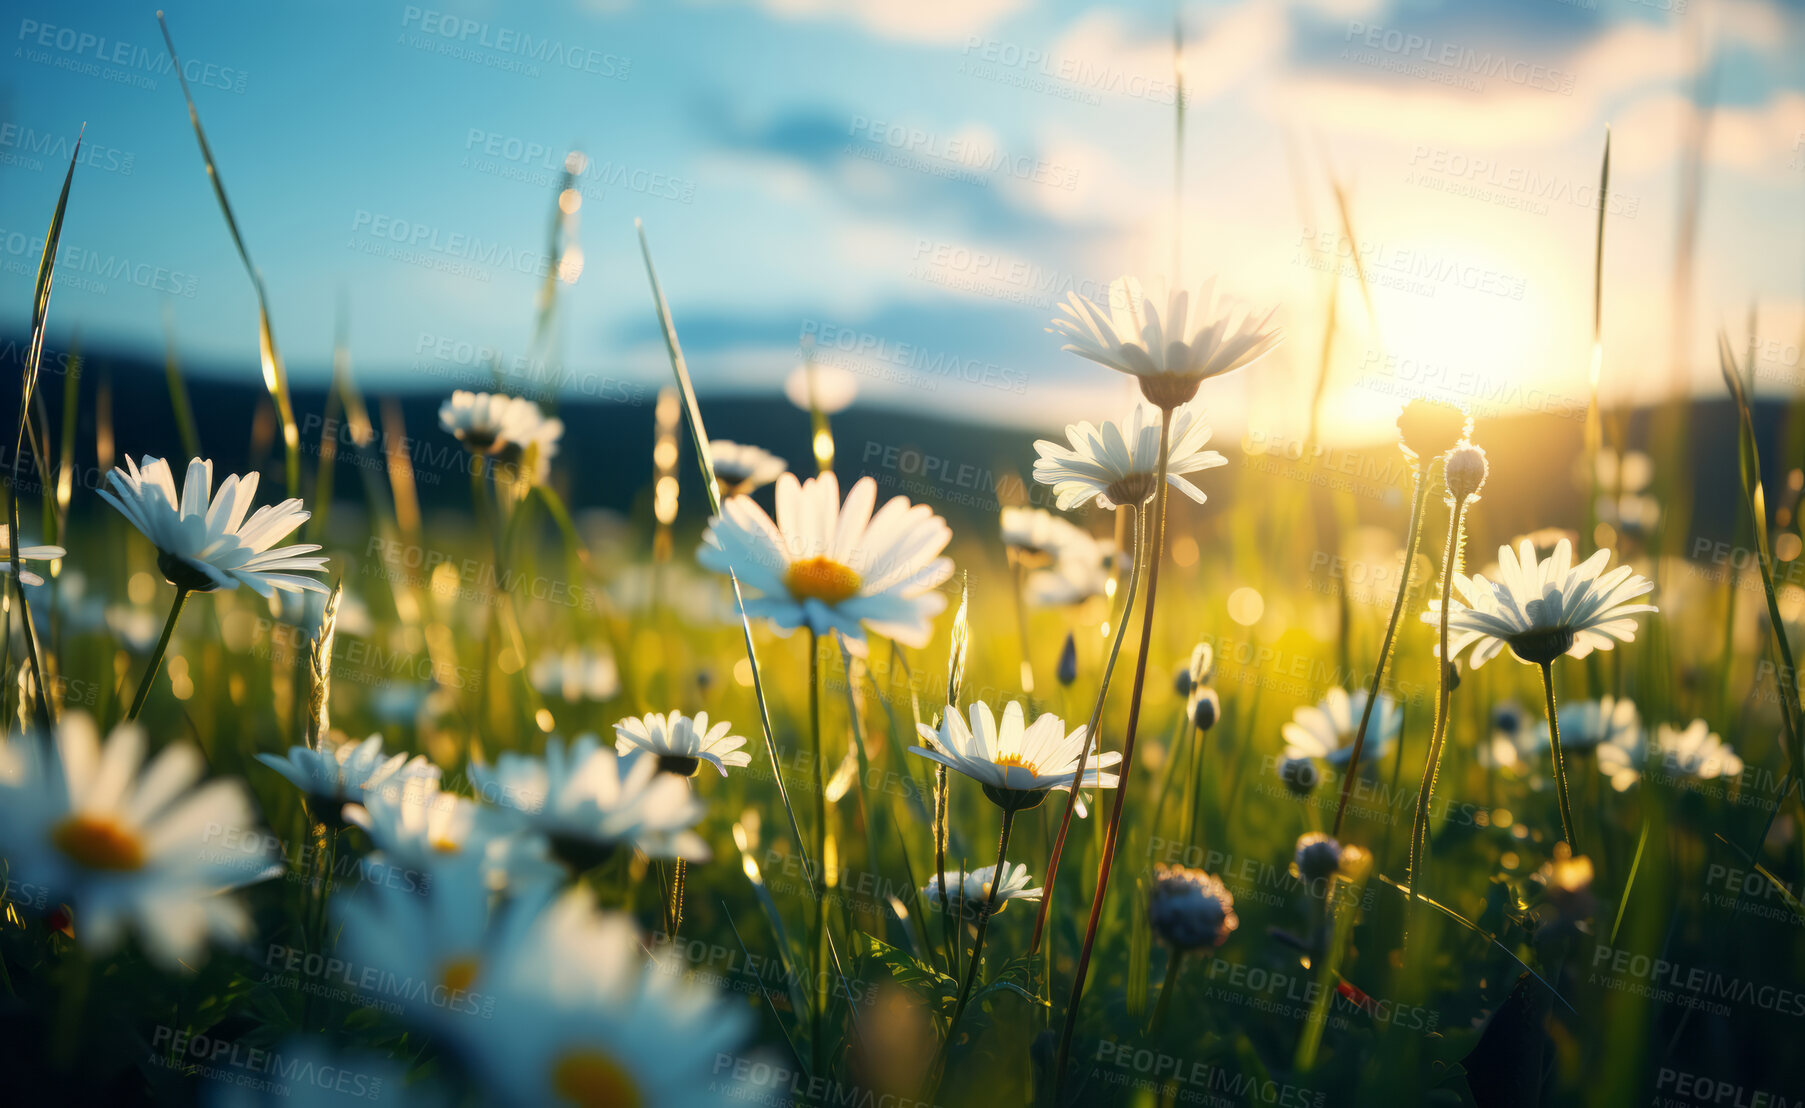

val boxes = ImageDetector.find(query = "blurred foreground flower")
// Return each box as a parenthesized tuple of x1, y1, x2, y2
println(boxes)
(463, 889, 751, 1108)
(0, 524, 64, 586)
(1031, 398, 1225, 511)
(1536, 696, 1641, 755)
(344, 779, 563, 894)
(101, 455, 328, 596)
(999, 505, 1089, 568)
(0, 713, 280, 968)
(1282, 688, 1401, 773)
(1653, 719, 1744, 782)
(256, 732, 440, 827)
(698, 471, 952, 651)
(613, 709, 751, 778)
(708, 439, 786, 498)
(470, 737, 709, 866)
(530, 647, 621, 703)
(1052, 276, 1281, 408)
(438, 390, 563, 457)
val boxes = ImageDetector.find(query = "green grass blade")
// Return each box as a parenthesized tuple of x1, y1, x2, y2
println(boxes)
(1720, 333, 1803, 770)
(636, 220, 814, 884)
(157, 12, 301, 495)
(5, 125, 81, 730)
(161, 315, 202, 461)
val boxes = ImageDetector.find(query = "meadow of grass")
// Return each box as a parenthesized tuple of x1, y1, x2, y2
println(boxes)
(2, 28, 1804, 1108)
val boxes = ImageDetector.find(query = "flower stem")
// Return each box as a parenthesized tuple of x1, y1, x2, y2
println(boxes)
(669, 857, 688, 941)
(947, 806, 1016, 1033)
(933, 761, 954, 972)
(1333, 460, 1431, 838)
(126, 586, 190, 723)
(1407, 495, 1467, 902)
(1541, 660, 1578, 851)
(1148, 949, 1185, 1037)
(808, 627, 828, 1075)
(1054, 409, 1172, 1097)
(1031, 506, 1147, 957)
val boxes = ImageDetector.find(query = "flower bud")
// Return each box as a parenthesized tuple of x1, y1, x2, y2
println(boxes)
(1057, 631, 1078, 687)
(1149, 864, 1239, 950)
(1396, 400, 1470, 463)
(1294, 832, 1344, 884)
(1280, 756, 1319, 796)
(1444, 442, 1489, 504)
(1189, 687, 1220, 731)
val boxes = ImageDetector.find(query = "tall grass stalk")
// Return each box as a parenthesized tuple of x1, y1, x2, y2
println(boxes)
(1407, 485, 1471, 906)
(1333, 458, 1430, 838)
(1031, 506, 1145, 957)
(158, 13, 301, 496)
(636, 222, 867, 1072)
(5, 129, 80, 733)
(1054, 409, 1173, 1094)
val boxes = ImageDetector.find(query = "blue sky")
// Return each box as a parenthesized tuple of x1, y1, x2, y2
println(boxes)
(3, 0, 1803, 439)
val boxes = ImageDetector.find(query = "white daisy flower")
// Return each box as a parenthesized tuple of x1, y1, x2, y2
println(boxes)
(922, 862, 1042, 919)
(530, 647, 621, 703)
(469, 737, 709, 867)
(438, 390, 563, 457)
(1281, 688, 1402, 769)
(1537, 697, 1641, 754)
(1478, 702, 1534, 771)
(1597, 726, 1647, 793)
(458, 888, 750, 1108)
(98, 456, 329, 596)
(1651, 720, 1744, 782)
(708, 440, 787, 498)
(0, 714, 281, 968)
(334, 857, 545, 1038)
(1425, 539, 1657, 668)
(613, 710, 751, 778)
(784, 363, 858, 414)
(1032, 399, 1227, 512)
(1052, 276, 1282, 408)
(0, 525, 65, 586)
(256, 733, 440, 825)
(911, 701, 1118, 811)
(343, 778, 562, 896)
(999, 506, 1089, 568)
(1026, 530, 1116, 608)
(697, 471, 953, 651)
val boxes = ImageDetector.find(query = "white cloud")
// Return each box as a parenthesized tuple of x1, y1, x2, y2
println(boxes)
(756, 0, 1027, 46)
(1611, 90, 1805, 179)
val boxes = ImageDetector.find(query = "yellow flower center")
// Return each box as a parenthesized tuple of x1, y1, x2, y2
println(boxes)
(551, 1048, 642, 1108)
(51, 815, 146, 871)
(429, 837, 462, 854)
(994, 753, 1042, 777)
(784, 556, 862, 606)
(440, 956, 480, 995)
